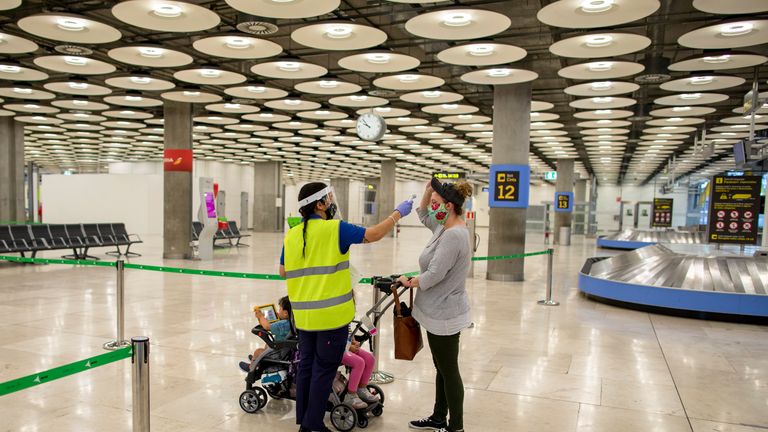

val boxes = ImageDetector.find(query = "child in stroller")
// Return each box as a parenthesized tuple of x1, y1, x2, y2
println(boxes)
(238, 296, 293, 373)
(238, 317, 385, 431)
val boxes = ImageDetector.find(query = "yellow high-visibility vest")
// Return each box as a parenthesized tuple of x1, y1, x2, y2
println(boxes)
(283, 218, 354, 331)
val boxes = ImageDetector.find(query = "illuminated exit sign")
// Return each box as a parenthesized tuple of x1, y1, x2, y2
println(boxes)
(544, 171, 557, 181)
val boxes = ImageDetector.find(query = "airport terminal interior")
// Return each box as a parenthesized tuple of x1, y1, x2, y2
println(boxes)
(0, 0, 768, 431)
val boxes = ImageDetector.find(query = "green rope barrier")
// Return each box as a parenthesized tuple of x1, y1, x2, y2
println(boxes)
(0, 346, 132, 397)
(122, 263, 285, 280)
(0, 255, 116, 267)
(0, 250, 552, 281)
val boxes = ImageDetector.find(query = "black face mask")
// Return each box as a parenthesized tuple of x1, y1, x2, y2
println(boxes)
(325, 202, 337, 220)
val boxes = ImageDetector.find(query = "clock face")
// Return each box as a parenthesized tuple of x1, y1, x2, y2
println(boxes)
(356, 113, 386, 141)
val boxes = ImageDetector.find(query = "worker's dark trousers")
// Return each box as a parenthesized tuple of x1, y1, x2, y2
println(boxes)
(295, 326, 347, 430)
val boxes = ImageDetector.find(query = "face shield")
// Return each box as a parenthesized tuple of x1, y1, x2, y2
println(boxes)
(296, 185, 344, 221)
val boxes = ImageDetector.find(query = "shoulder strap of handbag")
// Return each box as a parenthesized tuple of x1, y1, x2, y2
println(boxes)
(392, 283, 402, 317)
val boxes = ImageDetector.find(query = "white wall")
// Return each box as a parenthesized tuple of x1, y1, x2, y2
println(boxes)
(191, 161, 254, 229)
(594, 184, 688, 231)
(41, 174, 163, 235)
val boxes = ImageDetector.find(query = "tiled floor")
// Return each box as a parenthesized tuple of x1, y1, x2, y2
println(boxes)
(0, 228, 767, 432)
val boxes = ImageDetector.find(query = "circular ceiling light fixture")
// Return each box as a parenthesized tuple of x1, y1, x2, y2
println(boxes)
(423, 91, 442, 98)
(443, 13, 472, 27)
(702, 54, 731, 64)
(486, 68, 511, 77)
(591, 81, 613, 90)
(325, 24, 353, 39)
(277, 61, 301, 72)
(679, 93, 702, 100)
(199, 69, 221, 78)
(183, 90, 200, 97)
(284, 99, 301, 106)
(225, 37, 252, 49)
(349, 95, 368, 101)
(399, 74, 419, 83)
(468, 44, 494, 56)
(129, 76, 152, 84)
(56, 17, 86, 31)
(592, 97, 613, 103)
(0, 64, 20, 73)
(318, 80, 339, 88)
(585, 35, 613, 47)
(68, 81, 89, 90)
(138, 47, 163, 58)
(720, 22, 753, 37)
(588, 61, 613, 71)
(580, 0, 614, 13)
(64, 56, 87, 66)
(366, 53, 390, 64)
(689, 76, 713, 85)
(247, 86, 266, 93)
(672, 106, 692, 112)
(153, 3, 183, 18)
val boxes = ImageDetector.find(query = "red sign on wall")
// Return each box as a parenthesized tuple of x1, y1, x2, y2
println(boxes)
(163, 149, 193, 172)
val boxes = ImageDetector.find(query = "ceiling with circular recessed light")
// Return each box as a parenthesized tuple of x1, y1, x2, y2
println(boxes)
(0, 0, 765, 185)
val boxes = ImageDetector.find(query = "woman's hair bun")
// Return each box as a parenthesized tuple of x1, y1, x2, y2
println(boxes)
(453, 180, 473, 199)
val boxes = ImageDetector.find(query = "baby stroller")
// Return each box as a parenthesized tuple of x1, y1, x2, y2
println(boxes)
(238, 275, 407, 431)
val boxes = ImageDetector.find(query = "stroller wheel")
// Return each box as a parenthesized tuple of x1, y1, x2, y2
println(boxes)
(330, 403, 358, 432)
(357, 416, 369, 428)
(371, 405, 383, 417)
(264, 384, 282, 400)
(366, 384, 385, 405)
(239, 387, 268, 413)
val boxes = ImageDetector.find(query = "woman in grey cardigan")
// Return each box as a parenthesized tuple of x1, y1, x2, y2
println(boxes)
(398, 177, 472, 432)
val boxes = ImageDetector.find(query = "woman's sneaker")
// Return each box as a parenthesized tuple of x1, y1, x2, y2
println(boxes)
(344, 393, 368, 409)
(408, 416, 447, 430)
(357, 387, 380, 404)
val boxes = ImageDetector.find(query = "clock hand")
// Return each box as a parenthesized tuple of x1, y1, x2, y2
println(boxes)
(362, 119, 371, 127)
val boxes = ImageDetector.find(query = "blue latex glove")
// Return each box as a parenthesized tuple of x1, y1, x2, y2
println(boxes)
(395, 199, 413, 217)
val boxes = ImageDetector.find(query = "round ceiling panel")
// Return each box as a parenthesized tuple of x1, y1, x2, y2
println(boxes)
(654, 92, 729, 106)
(173, 68, 247, 86)
(564, 81, 640, 96)
(338, 52, 420, 73)
(0, 64, 48, 81)
(405, 9, 511, 40)
(51, 99, 110, 111)
(0, 87, 55, 100)
(532, 101, 555, 111)
(264, 99, 322, 111)
(461, 68, 538, 85)
(400, 90, 464, 104)
(108, 46, 194, 68)
(692, 0, 768, 14)
(251, 60, 327, 80)
(33, 55, 116, 75)
(0, 32, 38, 54)
(573, 109, 633, 120)
(225, 85, 288, 100)
(111, 0, 221, 33)
(225, 0, 340, 19)
(298, 110, 349, 120)
(103, 95, 163, 107)
(193, 35, 282, 59)
(3, 103, 59, 114)
(291, 22, 387, 51)
(0, 0, 20, 10)
(436, 42, 526, 66)
(105, 76, 176, 91)
(161, 90, 222, 103)
(422, 104, 478, 115)
(558, 60, 644, 80)
(356, 107, 411, 118)
(669, 52, 767, 71)
(537, 0, 660, 29)
(373, 73, 444, 91)
(439, 114, 491, 124)
(549, 32, 651, 58)
(205, 103, 259, 114)
(660, 75, 745, 92)
(17, 13, 122, 44)
(43, 81, 112, 96)
(328, 94, 389, 107)
(569, 96, 636, 109)
(294, 79, 362, 95)
(678, 20, 768, 49)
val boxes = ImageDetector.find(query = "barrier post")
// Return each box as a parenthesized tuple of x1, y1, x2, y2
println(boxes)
(368, 287, 395, 385)
(131, 336, 150, 432)
(537, 249, 559, 306)
(104, 260, 130, 350)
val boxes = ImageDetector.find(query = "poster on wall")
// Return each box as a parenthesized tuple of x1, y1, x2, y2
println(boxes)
(163, 149, 193, 172)
(554, 192, 573, 213)
(651, 198, 673, 228)
(707, 175, 762, 244)
(488, 165, 529, 208)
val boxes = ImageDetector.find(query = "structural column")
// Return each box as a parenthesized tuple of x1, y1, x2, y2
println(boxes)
(554, 159, 575, 244)
(330, 178, 350, 219)
(487, 83, 531, 282)
(574, 179, 587, 202)
(163, 101, 193, 259)
(0, 117, 25, 222)
(376, 160, 396, 224)
(252, 161, 282, 232)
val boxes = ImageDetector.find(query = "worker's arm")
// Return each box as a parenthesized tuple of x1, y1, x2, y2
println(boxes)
(364, 210, 401, 243)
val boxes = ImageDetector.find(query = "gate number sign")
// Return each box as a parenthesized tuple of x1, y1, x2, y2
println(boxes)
(554, 192, 573, 213)
(489, 165, 530, 208)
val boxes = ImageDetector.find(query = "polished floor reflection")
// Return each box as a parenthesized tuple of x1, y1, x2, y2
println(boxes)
(1, 228, 767, 432)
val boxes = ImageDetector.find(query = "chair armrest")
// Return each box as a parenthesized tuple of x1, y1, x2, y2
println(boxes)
(128, 234, 142, 242)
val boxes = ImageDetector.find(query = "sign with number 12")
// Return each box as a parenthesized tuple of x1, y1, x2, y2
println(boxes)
(489, 165, 530, 208)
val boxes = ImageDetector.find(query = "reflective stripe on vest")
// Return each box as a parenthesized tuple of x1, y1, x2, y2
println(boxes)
(291, 291, 354, 310)
(284, 261, 350, 280)
(283, 219, 355, 331)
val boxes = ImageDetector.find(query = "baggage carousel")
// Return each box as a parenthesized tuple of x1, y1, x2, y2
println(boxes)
(596, 229, 707, 249)
(579, 244, 768, 319)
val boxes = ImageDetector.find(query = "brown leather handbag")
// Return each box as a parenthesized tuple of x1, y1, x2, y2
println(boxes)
(392, 286, 423, 360)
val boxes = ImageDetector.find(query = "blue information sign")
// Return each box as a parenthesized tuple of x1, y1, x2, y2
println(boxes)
(554, 191, 574, 213)
(489, 165, 530, 208)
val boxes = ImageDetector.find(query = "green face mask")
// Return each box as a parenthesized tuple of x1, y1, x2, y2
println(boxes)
(428, 202, 449, 225)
